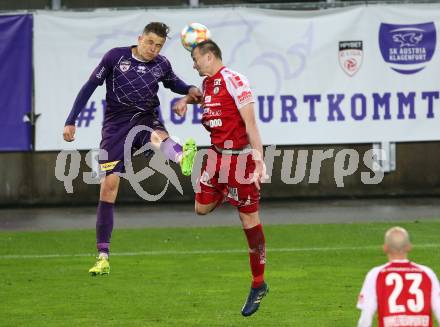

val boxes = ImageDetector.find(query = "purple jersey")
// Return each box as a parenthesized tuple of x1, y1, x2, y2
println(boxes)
(90, 46, 191, 124)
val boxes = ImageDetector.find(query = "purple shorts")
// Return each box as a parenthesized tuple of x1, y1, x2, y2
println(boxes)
(98, 111, 166, 175)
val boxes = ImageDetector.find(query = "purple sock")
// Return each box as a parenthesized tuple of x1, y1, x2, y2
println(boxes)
(160, 138, 183, 163)
(96, 201, 114, 255)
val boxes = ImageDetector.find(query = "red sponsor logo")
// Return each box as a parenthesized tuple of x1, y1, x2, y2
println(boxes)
(234, 75, 244, 87)
(228, 75, 244, 89)
(237, 90, 252, 104)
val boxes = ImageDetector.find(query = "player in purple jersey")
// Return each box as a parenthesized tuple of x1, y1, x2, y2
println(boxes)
(62, 22, 201, 276)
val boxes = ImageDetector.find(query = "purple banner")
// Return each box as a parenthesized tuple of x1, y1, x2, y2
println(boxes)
(0, 15, 32, 151)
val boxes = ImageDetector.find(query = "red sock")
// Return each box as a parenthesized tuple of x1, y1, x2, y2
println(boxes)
(243, 224, 266, 288)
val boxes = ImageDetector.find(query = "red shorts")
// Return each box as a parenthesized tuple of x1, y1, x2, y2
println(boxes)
(195, 147, 260, 213)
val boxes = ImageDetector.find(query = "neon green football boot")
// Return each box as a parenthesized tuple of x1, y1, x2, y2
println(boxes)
(88, 256, 110, 276)
(180, 138, 197, 176)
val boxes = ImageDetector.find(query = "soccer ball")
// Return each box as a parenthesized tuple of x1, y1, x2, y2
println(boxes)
(180, 23, 211, 52)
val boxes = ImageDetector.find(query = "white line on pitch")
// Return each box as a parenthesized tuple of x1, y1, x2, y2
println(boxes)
(0, 243, 438, 260)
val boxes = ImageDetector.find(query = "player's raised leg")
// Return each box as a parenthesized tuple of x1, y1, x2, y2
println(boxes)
(89, 174, 120, 276)
(194, 199, 221, 215)
(239, 210, 268, 317)
(181, 138, 197, 176)
(151, 130, 197, 176)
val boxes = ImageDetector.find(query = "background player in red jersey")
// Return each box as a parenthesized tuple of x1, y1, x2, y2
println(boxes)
(173, 40, 268, 317)
(357, 227, 440, 327)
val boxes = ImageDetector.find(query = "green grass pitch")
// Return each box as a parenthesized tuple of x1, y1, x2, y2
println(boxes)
(1, 221, 439, 326)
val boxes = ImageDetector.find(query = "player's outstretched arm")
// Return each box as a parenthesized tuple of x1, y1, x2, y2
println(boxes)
(356, 268, 379, 327)
(63, 80, 99, 142)
(239, 103, 267, 190)
(357, 309, 374, 327)
(172, 91, 202, 117)
(63, 125, 76, 142)
(430, 269, 440, 323)
(187, 86, 202, 102)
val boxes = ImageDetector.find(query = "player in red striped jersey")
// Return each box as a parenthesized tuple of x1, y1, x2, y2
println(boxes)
(173, 40, 268, 317)
(357, 227, 440, 327)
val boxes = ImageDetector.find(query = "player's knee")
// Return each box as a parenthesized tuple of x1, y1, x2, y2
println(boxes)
(151, 130, 169, 147)
(100, 189, 117, 202)
(239, 210, 260, 229)
(102, 182, 117, 193)
(195, 206, 209, 215)
(195, 209, 208, 216)
(194, 202, 212, 215)
(100, 178, 119, 202)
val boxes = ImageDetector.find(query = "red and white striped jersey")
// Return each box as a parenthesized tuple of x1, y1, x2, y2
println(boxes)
(201, 66, 254, 149)
(357, 260, 440, 327)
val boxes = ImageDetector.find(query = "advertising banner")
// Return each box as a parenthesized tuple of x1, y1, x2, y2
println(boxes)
(0, 14, 32, 151)
(34, 5, 440, 150)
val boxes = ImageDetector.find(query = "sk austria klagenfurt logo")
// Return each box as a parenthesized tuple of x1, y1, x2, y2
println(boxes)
(379, 22, 436, 74)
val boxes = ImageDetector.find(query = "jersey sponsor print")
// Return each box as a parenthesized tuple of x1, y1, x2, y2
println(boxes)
(201, 67, 254, 149)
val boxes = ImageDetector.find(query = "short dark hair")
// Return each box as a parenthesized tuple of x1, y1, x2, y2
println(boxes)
(192, 40, 222, 60)
(143, 22, 170, 39)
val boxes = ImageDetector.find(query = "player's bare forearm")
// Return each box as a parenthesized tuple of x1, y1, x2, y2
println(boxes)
(183, 94, 200, 104)
(247, 126, 264, 163)
(172, 94, 200, 117)
(239, 103, 264, 160)
(187, 86, 203, 103)
(247, 125, 263, 160)
(239, 103, 266, 189)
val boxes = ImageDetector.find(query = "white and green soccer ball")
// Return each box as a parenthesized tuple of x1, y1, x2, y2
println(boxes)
(180, 22, 211, 52)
